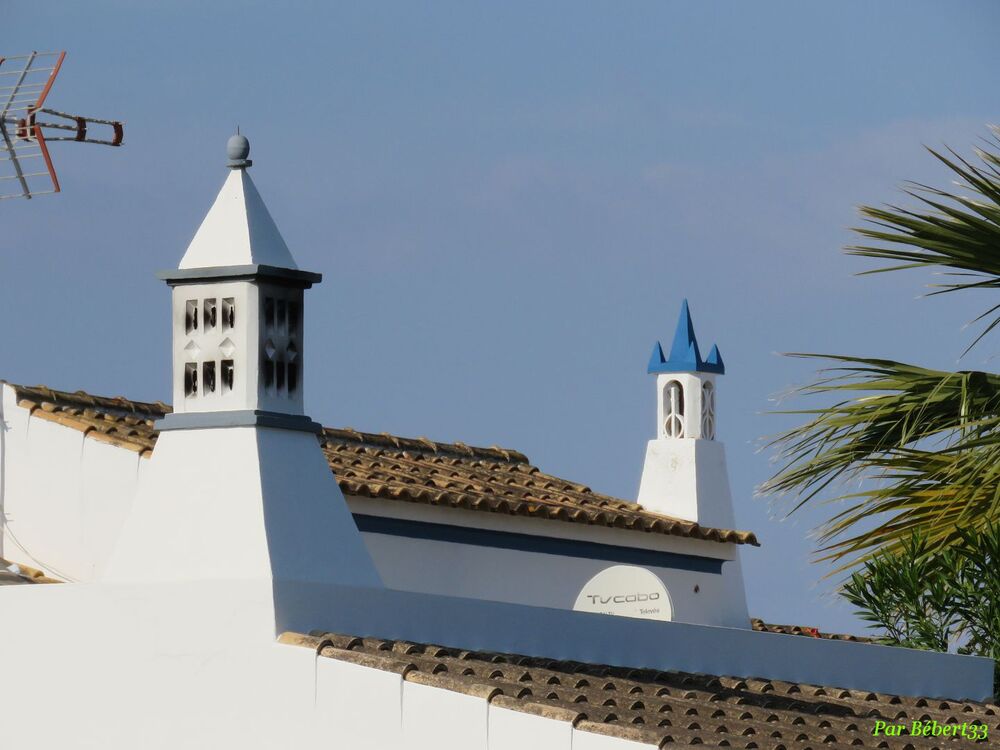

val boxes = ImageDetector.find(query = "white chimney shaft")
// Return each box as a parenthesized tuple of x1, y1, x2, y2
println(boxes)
(636, 300, 735, 528)
(104, 135, 383, 626)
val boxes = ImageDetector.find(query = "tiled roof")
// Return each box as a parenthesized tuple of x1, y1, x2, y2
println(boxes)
(4, 383, 758, 546)
(751, 619, 874, 644)
(319, 427, 757, 545)
(6, 385, 166, 456)
(283, 631, 998, 749)
(0, 559, 60, 586)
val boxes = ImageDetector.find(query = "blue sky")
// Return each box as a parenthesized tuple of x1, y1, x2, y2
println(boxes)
(4, 1, 999, 633)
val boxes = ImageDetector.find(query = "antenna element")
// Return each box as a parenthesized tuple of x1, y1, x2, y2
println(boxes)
(1, 51, 125, 200)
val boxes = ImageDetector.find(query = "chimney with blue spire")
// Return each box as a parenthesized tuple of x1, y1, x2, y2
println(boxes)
(637, 300, 736, 528)
(635, 299, 749, 629)
(647, 299, 725, 377)
(644, 300, 723, 443)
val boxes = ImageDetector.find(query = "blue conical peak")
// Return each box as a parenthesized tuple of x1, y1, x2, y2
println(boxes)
(705, 344, 725, 373)
(647, 299, 725, 375)
(668, 299, 702, 367)
(647, 341, 667, 373)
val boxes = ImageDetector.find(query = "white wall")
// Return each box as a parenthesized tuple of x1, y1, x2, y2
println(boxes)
(103, 425, 381, 589)
(488, 706, 575, 750)
(0, 384, 143, 581)
(0, 582, 659, 750)
(348, 497, 749, 628)
(314, 656, 405, 749)
(637, 438, 737, 530)
(359, 524, 749, 628)
(313, 656, 654, 750)
(1, 577, 993, 750)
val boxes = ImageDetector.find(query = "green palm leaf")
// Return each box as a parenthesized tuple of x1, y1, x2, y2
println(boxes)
(763, 357, 1000, 569)
(763, 128, 1000, 570)
(849, 127, 1000, 354)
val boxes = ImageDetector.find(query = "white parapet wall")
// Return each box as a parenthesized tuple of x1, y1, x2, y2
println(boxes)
(0, 579, 992, 749)
(275, 581, 996, 701)
(0, 384, 144, 581)
(0, 581, 657, 750)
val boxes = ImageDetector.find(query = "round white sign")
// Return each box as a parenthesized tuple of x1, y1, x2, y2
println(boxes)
(573, 565, 672, 622)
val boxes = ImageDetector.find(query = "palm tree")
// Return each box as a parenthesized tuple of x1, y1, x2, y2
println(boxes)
(761, 127, 1000, 572)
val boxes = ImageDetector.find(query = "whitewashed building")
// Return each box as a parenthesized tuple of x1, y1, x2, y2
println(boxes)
(0, 135, 994, 749)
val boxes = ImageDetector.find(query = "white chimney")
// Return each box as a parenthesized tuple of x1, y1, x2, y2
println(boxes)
(104, 135, 382, 610)
(636, 300, 736, 530)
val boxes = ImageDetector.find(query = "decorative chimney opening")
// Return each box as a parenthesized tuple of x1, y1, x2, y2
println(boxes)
(257, 291, 303, 400)
(204, 298, 218, 330)
(263, 346, 275, 391)
(222, 298, 235, 330)
(702, 381, 716, 439)
(275, 357, 286, 391)
(185, 300, 199, 334)
(203, 361, 217, 394)
(184, 362, 198, 397)
(264, 297, 275, 330)
(221, 359, 234, 392)
(276, 299, 287, 332)
(286, 341, 299, 393)
(663, 380, 685, 438)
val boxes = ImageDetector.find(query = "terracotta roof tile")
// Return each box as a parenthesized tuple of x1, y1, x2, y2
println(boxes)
(3, 382, 758, 546)
(286, 631, 999, 749)
(0, 559, 60, 585)
(751, 619, 875, 643)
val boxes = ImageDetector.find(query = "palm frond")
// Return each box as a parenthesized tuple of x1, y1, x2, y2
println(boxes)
(848, 128, 1000, 354)
(761, 355, 1000, 570)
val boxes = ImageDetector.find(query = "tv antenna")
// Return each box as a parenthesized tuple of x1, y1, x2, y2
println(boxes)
(1, 51, 124, 200)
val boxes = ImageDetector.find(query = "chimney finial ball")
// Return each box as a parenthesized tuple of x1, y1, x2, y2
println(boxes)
(226, 133, 253, 169)
(227, 133, 251, 162)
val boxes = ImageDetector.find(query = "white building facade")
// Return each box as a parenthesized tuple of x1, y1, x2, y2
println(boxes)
(0, 135, 993, 750)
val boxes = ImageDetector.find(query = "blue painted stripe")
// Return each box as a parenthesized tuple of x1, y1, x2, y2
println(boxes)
(353, 514, 724, 574)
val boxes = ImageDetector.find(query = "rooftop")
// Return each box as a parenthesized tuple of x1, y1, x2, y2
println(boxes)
(283, 631, 998, 749)
(4, 382, 758, 546)
(750, 619, 874, 644)
(0, 559, 60, 586)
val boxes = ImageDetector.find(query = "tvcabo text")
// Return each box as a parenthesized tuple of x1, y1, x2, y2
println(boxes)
(584, 592, 661, 605)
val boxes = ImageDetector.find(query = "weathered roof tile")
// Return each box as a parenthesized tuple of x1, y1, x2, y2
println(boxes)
(750, 620, 874, 643)
(284, 632, 998, 749)
(0, 558, 60, 585)
(4, 382, 758, 546)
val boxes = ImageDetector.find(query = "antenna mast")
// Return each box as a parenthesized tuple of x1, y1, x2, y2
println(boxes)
(0, 51, 124, 200)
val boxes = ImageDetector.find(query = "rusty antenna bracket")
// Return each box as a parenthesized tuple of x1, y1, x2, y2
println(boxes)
(0, 51, 125, 200)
